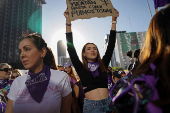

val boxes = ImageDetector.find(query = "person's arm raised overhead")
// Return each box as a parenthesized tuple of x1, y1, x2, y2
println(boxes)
(64, 8, 84, 74)
(102, 9, 119, 67)
(64, 8, 72, 33)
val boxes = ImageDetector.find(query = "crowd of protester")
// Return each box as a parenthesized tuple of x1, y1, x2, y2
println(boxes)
(0, 4, 169, 113)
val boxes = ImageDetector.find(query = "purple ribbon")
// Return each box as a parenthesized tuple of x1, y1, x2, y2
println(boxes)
(88, 62, 99, 78)
(0, 79, 9, 89)
(25, 65, 51, 103)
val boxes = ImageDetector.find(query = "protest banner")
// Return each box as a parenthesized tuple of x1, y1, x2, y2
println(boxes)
(66, 0, 118, 21)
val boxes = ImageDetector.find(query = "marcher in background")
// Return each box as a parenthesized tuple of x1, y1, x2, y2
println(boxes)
(58, 65, 65, 71)
(75, 75, 85, 113)
(112, 71, 121, 84)
(5, 33, 72, 113)
(118, 70, 126, 78)
(10, 69, 21, 80)
(127, 64, 133, 73)
(107, 67, 114, 91)
(107, 5, 170, 113)
(64, 62, 81, 113)
(64, 7, 119, 113)
(9, 69, 22, 85)
(0, 63, 13, 113)
(131, 49, 140, 72)
(126, 49, 140, 72)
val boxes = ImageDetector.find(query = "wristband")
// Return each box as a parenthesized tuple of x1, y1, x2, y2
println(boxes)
(66, 23, 72, 26)
(111, 21, 117, 24)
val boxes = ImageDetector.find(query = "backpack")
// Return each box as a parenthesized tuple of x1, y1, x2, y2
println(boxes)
(107, 63, 162, 113)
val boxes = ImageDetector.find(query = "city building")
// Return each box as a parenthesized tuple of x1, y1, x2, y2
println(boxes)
(104, 31, 126, 68)
(57, 40, 66, 65)
(57, 40, 73, 66)
(104, 31, 146, 69)
(0, 0, 46, 63)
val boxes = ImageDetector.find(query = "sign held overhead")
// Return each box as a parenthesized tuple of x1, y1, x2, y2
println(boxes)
(66, 0, 118, 21)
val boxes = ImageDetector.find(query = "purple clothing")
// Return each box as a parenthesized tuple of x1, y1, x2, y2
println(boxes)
(0, 101, 6, 113)
(25, 65, 51, 103)
(107, 75, 113, 91)
(88, 62, 99, 78)
(75, 81, 85, 100)
(154, 0, 170, 8)
(107, 63, 162, 113)
(9, 80, 13, 85)
(0, 79, 9, 89)
(69, 77, 76, 87)
(69, 77, 77, 97)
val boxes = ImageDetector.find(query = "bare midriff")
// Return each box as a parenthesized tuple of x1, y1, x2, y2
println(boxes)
(83, 87, 109, 100)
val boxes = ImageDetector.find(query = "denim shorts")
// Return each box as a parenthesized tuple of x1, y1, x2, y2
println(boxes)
(83, 96, 112, 113)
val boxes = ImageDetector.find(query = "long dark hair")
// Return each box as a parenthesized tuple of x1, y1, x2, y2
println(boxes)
(19, 33, 58, 70)
(133, 5, 170, 109)
(67, 66, 77, 82)
(81, 43, 106, 72)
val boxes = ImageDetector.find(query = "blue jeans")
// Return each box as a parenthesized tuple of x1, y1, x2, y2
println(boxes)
(83, 96, 112, 113)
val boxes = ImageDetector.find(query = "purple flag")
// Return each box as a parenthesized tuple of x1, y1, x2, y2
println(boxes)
(154, 0, 170, 8)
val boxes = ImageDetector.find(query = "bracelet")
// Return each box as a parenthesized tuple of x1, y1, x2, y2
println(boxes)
(66, 23, 72, 26)
(111, 21, 117, 24)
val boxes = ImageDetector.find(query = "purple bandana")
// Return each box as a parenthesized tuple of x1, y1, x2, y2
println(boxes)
(88, 62, 99, 77)
(0, 79, 9, 89)
(63, 62, 71, 68)
(25, 65, 51, 103)
(9, 80, 13, 85)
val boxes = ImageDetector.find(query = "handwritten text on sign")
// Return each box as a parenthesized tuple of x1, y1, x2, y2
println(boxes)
(66, 0, 118, 21)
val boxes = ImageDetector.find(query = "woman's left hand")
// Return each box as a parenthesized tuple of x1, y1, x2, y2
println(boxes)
(112, 8, 119, 21)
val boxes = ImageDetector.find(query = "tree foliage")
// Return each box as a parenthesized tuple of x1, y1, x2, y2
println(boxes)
(112, 67, 123, 71)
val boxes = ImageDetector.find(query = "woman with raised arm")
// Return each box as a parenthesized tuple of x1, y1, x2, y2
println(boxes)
(5, 33, 72, 113)
(64, 8, 119, 113)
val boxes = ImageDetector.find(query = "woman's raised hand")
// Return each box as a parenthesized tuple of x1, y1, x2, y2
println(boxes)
(64, 8, 71, 24)
(112, 8, 119, 21)
(64, 8, 69, 18)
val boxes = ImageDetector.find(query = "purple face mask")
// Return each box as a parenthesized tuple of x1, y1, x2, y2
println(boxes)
(88, 62, 99, 77)
(25, 65, 51, 103)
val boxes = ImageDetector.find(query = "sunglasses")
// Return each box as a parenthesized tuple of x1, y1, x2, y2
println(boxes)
(0, 68, 13, 72)
(11, 76, 19, 79)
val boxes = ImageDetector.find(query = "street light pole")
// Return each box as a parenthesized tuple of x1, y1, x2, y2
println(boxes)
(146, 0, 152, 18)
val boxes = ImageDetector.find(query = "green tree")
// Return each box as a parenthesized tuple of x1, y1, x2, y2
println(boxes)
(112, 67, 123, 71)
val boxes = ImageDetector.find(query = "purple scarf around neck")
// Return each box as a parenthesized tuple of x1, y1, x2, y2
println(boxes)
(0, 79, 9, 89)
(88, 62, 99, 78)
(25, 65, 51, 103)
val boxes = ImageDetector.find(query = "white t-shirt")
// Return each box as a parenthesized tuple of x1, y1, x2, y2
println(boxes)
(7, 69, 72, 113)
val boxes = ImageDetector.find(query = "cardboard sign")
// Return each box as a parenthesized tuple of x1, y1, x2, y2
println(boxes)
(66, 0, 118, 21)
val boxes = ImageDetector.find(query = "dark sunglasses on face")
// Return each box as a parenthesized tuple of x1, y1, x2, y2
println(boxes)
(11, 76, 19, 79)
(0, 68, 13, 72)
